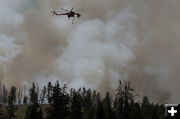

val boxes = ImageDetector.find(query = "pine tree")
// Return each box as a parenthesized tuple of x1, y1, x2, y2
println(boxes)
(7, 86, 16, 119)
(40, 86, 46, 104)
(97, 100, 104, 119)
(23, 96, 28, 104)
(30, 83, 38, 104)
(47, 81, 69, 119)
(89, 90, 97, 119)
(141, 96, 151, 119)
(115, 81, 124, 119)
(0, 83, 2, 104)
(47, 82, 53, 104)
(2, 85, 7, 104)
(133, 102, 143, 119)
(69, 92, 82, 119)
(114, 80, 135, 119)
(83, 89, 92, 110)
(103, 92, 113, 119)
(25, 82, 42, 119)
(0, 80, 167, 119)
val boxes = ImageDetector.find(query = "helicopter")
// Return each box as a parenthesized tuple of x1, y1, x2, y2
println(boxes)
(51, 8, 81, 24)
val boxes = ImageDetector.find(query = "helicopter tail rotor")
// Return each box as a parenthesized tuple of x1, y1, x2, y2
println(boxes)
(51, 9, 56, 15)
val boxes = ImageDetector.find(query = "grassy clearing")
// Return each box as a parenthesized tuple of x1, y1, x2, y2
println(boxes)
(1, 104, 49, 119)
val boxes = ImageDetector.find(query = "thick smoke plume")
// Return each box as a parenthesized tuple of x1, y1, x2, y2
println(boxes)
(0, 0, 180, 103)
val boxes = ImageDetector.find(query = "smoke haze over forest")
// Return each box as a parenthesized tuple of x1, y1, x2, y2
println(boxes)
(0, 0, 180, 103)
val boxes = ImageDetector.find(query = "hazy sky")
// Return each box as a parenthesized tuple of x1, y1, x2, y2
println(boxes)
(0, 0, 180, 103)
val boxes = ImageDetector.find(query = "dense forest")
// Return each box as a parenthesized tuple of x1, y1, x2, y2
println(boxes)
(0, 80, 164, 119)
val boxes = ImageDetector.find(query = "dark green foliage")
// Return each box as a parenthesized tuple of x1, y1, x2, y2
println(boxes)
(38, 106, 43, 119)
(0, 83, 2, 104)
(0, 81, 165, 119)
(25, 103, 42, 119)
(97, 100, 104, 119)
(69, 92, 82, 119)
(29, 82, 38, 105)
(25, 82, 43, 119)
(47, 81, 69, 119)
(40, 86, 46, 104)
(103, 92, 113, 119)
(7, 86, 16, 119)
(0, 104, 7, 119)
(82, 88, 92, 110)
(23, 96, 28, 104)
(141, 96, 152, 119)
(114, 81, 137, 119)
(47, 82, 53, 104)
(2, 85, 8, 104)
(130, 102, 143, 119)
(141, 97, 165, 119)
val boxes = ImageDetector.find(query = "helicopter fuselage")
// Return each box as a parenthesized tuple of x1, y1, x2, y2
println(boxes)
(68, 12, 75, 19)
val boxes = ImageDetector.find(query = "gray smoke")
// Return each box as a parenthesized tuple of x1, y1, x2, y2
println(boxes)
(0, 0, 180, 103)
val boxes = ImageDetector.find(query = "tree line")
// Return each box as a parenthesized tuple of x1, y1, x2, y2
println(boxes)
(0, 80, 165, 119)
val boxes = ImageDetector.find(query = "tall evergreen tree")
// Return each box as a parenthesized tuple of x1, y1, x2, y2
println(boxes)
(88, 90, 97, 119)
(30, 83, 38, 104)
(133, 102, 143, 119)
(0, 83, 2, 104)
(47, 82, 53, 104)
(115, 81, 124, 119)
(47, 81, 69, 119)
(114, 81, 135, 119)
(40, 86, 46, 104)
(23, 95, 28, 104)
(2, 85, 7, 104)
(25, 82, 42, 119)
(7, 86, 16, 119)
(103, 92, 113, 119)
(141, 96, 151, 119)
(83, 89, 92, 110)
(69, 92, 82, 119)
(0, 80, 167, 119)
(97, 100, 104, 119)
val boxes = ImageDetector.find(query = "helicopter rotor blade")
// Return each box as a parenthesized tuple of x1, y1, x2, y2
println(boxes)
(57, 10, 69, 13)
(58, 9, 68, 12)
(60, 8, 70, 12)
(74, 9, 84, 11)
(58, 10, 67, 12)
